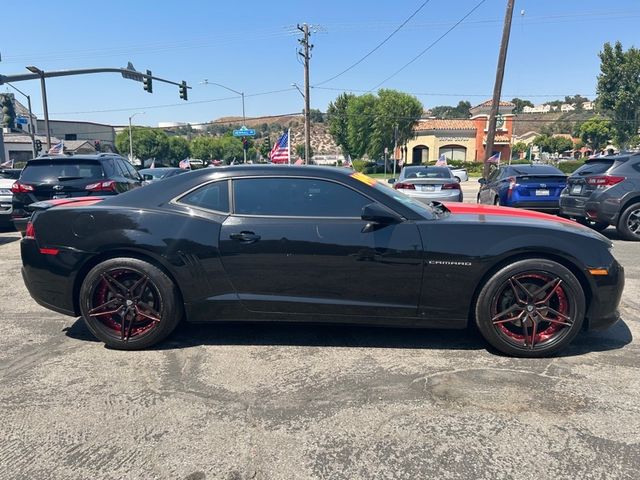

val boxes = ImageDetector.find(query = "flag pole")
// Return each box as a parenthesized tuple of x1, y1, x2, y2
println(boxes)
(287, 128, 291, 165)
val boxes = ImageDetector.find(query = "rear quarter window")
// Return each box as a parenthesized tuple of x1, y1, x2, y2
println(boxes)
(571, 161, 614, 176)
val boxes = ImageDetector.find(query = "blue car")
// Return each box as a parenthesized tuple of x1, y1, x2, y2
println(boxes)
(477, 164, 567, 213)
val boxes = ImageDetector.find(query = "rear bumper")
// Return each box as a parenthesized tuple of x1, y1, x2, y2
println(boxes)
(21, 238, 82, 317)
(560, 194, 619, 225)
(401, 191, 463, 204)
(507, 200, 560, 212)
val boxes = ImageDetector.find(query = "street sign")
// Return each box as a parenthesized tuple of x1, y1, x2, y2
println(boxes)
(233, 126, 255, 137)
(17, 116, 28, 125)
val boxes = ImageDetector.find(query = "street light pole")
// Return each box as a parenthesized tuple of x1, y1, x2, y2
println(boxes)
(5, 82, 37, 157)
(128, 112, 145, 163)
(26, 66, 51, 151)
(201, 80, 246, 162)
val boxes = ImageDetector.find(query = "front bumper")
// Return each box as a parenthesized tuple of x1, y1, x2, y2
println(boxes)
(585, 259, 624, 330)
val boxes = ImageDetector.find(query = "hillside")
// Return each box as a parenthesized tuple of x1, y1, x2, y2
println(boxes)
(512, 110, 596, 136)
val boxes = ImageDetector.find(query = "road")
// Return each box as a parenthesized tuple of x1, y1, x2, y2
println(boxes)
(0, 190, 638, 479)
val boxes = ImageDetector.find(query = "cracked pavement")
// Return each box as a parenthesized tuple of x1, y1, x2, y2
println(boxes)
(0, 224, 638, 479)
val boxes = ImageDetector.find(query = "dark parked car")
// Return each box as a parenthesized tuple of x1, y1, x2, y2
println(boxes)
(12, 153, 142, 233)
(477, 164, 567, 213)
(139, 167, 187, 185)
(559, 153, 640, 240)
(21, 166, 623, 357)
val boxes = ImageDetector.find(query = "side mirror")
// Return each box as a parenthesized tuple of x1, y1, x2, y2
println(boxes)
(387, 178, 396, 184)
(361, 203, 402, 225)
(478, 178, 487, 185)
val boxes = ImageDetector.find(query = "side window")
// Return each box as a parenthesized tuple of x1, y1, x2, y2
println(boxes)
(113, 159, 129, 178)
(123, 160, 140, 180)
(178, 180, 230, 213)
(487, 167, 501, 182)
(233, 178, 370, 217)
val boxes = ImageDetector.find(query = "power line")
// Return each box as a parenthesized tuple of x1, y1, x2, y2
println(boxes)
(314, 0, 434, 86)
(370, 0, 488, 91)
(312, 86, 597, 98)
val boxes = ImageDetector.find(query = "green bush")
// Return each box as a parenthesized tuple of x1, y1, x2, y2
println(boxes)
(352, 159, 367, 172)
(557, 160, 584, 174)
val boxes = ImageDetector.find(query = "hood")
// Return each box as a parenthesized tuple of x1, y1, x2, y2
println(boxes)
(441, 202, 611, 245)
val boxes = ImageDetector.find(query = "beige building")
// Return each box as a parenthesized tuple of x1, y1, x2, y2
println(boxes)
(404, 119, 477, 164)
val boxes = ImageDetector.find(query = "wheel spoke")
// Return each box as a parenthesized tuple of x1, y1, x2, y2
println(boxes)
(522, 321, 529, 348)
(492, 304, 524, 323)
(88, 297, 120, 315)
(531, 277, 561, 303)
(528, 318, 538, 350)
(135, 304, 161, 323)
(545, 306, 571, 322)
(510, 277, 532, 302)
(101, 272, 128, 296)
(129, 275, 149, 300)
(89, 306, 124, 318)
(492, 309, 525, 325)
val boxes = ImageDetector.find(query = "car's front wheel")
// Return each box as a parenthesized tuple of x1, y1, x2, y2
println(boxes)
(79, 257, 182, 349)
(617, 202, 640, 241)
(475, 258, 585, 357)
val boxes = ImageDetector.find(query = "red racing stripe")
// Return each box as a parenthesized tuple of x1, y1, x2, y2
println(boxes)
(442, 202, 577, 226)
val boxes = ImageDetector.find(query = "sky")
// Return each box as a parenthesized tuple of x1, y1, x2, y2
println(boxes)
(2, 0, 639, 128)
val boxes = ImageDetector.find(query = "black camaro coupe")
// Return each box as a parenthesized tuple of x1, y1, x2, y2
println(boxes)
(21, 166, 624, 357)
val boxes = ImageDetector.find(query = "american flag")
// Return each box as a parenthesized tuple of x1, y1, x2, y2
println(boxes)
(486, 152, 501, 164)
(343, 154, 352, 168)
(48, 141, 64, 155)
(0, 159, 14, 168)
(270, 131, 289, 164)
(179, 158, 191, 169)
(435, 153, 447, 166)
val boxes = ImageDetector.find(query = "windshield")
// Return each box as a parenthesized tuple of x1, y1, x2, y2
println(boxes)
(21, 160, 105, 183)
(571, 160, 614, 176)
(371, 179, 436, 218)
(400, 166, 452, 180)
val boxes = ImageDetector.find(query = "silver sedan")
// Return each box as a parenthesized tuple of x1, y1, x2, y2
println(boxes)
(390, 166, 463, 203)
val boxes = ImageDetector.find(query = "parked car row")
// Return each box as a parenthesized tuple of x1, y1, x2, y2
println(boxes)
(474, 153, 640, 240)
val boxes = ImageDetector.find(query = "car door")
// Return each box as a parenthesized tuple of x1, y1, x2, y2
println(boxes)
(120, 159, 144, 190)
(218, 176, 424, 318)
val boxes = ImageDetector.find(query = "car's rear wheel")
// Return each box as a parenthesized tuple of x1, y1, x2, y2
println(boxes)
(616, 202, 640, 241)
(79, 257, 182, 350)
(475, 259, 585, 357)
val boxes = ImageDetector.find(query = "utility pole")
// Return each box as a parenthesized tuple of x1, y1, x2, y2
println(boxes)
(393, 124, 399, 178)
(483, 0, 515, 179)
(128, 112, 145, 163)
(298, 23, 312, 165)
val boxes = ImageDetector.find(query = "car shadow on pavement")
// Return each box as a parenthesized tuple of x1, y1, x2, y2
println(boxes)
(63, 317, 632, 356)
(0, 232, 20, 246)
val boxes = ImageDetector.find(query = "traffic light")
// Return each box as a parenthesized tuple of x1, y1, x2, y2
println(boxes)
(179, 81, 188, 101)
(143, 70, 153, 93)
(35, 139, 42, 153)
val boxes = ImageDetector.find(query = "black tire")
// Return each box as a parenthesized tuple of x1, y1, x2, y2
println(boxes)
(616, 202, 640, 241)
(454, 176, 461, 183)
(475, 258, 585, 357)
(494, 197, 501, 206)
(79, 257, 182, 350)
(577, 218, 609, 232)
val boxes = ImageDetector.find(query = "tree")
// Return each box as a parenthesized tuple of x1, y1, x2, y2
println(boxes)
(430, 100, 471, 119)
(579, 117, 613, 151)
(597, 41, 640, 147)
(0, 94, 16, 131)
(115, 127, 169, 161)
(511, 98, 534, 114)
(533, 134, 552, 153)
(327, 92, 355, 158)
(346, 93, 378, 159)
(308, 108, 324, 123)
(550, 136, 574, 155)
(511, 141, 528, 158)
(369, 89, 423, 159)
(294, 143, 313, 159)
(190, 136, 221, 160)
(259, 137, 272, 160)
(166, 136, 190, 163)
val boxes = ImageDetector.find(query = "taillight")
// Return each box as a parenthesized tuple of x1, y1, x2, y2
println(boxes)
(586, 175, 626, 188)
(393, 182, 416, 190)
(25, 221, 35, 239)
(441, 182, 461, 190)
(85, 180, 116, 192)
(11, 181, 34, 193)
(506, 176, 517, 199)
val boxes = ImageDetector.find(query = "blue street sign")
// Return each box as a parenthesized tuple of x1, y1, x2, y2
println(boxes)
(233, 126, 256, 137)
(17, 116, 28, 125)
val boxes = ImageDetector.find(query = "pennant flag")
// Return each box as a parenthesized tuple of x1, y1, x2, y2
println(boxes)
(435, 153, 447, 166)
(48, 141, 64, 155)
(486, 152, 501, 164)
(269, 131, 289, 164)
(179, 158, 191, 169)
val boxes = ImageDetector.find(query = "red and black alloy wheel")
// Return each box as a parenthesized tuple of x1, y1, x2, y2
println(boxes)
(475, 259, 585, 357)
(79, 258, 181, 349)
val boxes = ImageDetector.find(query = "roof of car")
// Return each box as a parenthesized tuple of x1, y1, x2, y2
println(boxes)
(27, 154, 126, 163)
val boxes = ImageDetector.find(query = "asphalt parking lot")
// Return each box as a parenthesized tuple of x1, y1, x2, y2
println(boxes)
(0, 186, 638, 479)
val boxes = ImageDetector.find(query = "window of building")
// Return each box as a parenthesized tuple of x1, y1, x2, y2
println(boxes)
(64, 134, 77, 141)
(439, 145, 467, 162)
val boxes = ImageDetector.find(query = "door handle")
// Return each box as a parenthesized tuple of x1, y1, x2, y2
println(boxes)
(229, 231, 261, 243)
